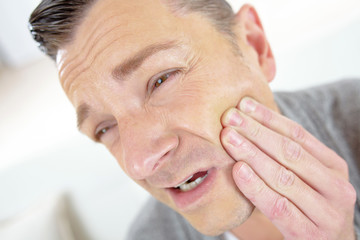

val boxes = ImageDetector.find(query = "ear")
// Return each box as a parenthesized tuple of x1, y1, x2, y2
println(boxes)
(234, 4, 276, 82)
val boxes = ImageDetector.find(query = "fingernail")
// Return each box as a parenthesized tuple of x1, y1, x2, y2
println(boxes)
(240, 97, 256, 113)
(226, 129, 244, 147)
(226, 109, 243, 126)
(237, 163, 252, 181)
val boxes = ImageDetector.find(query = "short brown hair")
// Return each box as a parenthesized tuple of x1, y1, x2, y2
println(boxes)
(29, 0, 235, 61)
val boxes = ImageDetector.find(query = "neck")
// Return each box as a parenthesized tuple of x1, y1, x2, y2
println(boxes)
(230, 208, 283, 240)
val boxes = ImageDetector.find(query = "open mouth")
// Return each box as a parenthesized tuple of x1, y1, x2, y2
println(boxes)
(174, 171, 209, 192)
(167, 168, 216, 210)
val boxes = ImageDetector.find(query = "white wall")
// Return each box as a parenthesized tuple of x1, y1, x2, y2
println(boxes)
(0, 0, 43, 67)
(1, 0, 360, 68)
(0, 1, 360, 240)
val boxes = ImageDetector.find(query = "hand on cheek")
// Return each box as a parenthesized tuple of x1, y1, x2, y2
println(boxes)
(220, 97, 357, 240)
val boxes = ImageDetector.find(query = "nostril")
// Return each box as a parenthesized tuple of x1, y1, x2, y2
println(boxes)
(153, 162, 160, 171)
(126, 134, 179, 179)
(152, 150, 170, 171)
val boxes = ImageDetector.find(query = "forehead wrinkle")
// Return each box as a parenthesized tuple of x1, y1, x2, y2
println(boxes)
(61, 14, 124, 79)
(65, 36, 127, 95)
(61, 0, 127, 67)
(61, 21, 129, 86)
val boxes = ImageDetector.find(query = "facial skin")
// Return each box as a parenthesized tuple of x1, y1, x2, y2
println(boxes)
(57, 0, 277, 235)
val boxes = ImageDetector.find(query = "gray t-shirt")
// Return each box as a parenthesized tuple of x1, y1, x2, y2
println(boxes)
(127, 79, 360, 240)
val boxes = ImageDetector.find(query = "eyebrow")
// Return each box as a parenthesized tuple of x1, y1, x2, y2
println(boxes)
(77, 103, 91, 130)
(76, 40, 183, 130)
(111, 40, 182, 80)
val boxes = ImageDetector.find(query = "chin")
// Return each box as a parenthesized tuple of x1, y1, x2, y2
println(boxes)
(189, 200, 254, 236)
(182, 169, 255, 236)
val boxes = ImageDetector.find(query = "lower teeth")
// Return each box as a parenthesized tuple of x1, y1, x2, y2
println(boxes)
(178, 172, 208, 192)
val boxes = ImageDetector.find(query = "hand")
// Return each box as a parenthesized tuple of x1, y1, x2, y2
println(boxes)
(220, 97, 357, 240)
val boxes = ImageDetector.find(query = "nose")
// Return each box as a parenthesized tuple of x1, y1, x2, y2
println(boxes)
(120, 114, 178, 180)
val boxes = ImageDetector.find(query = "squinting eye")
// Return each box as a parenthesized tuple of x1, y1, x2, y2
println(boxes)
(150, 69, 182, 92)
(95, 127, 109, 141)
(95, 124, 116, 142)
(154, 73, 170, 88)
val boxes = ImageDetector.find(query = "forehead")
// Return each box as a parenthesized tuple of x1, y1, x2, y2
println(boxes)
(71, 0, 177, 46)
(57, 0, 194, 95)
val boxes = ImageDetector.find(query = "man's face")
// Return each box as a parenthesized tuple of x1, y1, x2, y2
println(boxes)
(58, 0, 276, 235)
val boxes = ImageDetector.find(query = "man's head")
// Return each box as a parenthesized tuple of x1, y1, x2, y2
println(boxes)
(29, 0, 236, 60)
(29, 0, 277, 235)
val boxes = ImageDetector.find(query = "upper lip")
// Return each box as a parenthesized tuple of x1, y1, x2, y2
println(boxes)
(162, 168, 210, 189)
(174, 174, 194, 188)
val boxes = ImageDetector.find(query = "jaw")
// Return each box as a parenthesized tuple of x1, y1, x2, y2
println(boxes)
(139, 160, 254, 236)
(180, 165, 254, 236)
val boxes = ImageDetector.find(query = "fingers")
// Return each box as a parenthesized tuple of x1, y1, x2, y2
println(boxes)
(221, 106, 336, 197)
(222, 127, 328, 224)
(220, 97, 357, 239)
(232, 161, 317, 239)
(239, 97, 348, 177)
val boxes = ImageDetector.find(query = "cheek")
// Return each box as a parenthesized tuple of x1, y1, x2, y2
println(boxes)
(165, 76, 248, 145)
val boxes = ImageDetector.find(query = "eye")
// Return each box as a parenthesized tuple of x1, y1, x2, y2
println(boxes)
(154, 73, 170, 88)
(94, 122, 117, 142)
(150, 69, 181, 92)
(95, 127, 110, 140)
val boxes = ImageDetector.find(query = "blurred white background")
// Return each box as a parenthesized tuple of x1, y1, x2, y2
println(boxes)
(0, 0, 359, 240)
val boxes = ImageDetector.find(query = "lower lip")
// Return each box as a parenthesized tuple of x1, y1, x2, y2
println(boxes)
(167, 168, 217, 211)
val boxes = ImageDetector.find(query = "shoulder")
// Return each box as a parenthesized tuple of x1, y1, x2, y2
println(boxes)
(126, 197, 221, 240)
(274, 79, 359, 120)
(274, 78, 360, 162)
(274, 79, 360, 140)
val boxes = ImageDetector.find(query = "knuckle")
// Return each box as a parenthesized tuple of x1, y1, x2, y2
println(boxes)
(247, 181, 267, 202)
(270, 196, 292, 220)
(282, 137, 303, 162)
(333, 178, 357, 206)
(259, 106, 273, 126)
(244, 142, 258, 161)
(249, 124, 262, 138)
(343, 182, 357, 205)
(277, 166, 295, 188)
(253, 180, 266, 196)
(332, 178, 357, 209)
(337, 158, 350, 178)
(291, 123, 307, 144)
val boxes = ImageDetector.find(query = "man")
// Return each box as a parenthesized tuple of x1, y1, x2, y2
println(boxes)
(29, 0, 360, 239)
